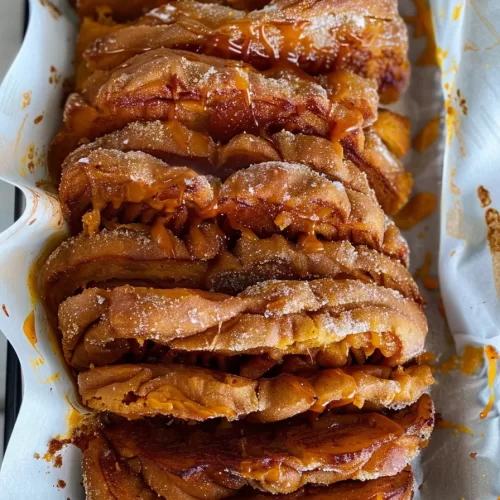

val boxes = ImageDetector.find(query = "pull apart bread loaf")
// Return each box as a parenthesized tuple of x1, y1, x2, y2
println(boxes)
(43, 1, 434, 498)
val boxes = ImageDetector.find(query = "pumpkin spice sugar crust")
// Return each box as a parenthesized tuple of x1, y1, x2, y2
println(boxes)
(78, 363, 433, 422)
(58, 279, 427, 370)
(49, 49, 380, 175)
(39, 225, 421, 318)
(55, 119, 411, 216)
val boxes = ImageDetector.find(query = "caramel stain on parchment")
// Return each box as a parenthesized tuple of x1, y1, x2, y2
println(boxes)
(394, 192, 437, 230)
(2, 304, 9, 317)
(414, 251, 439, 290)
(404, 0, 438, 66)
(44, 371, 61, 384)
(485, 207, 500, 300)
(481, 185, 500, 297)
(446, 198, 465, 239)
(41, 408, 96, 470)
(57, 480, 66, 489)
(464, 41, 480, 52)
(39, 0, 61, 19)
(478, 186, 492, 208)
(453, 3, 463, 21)
(461, 345, 485, 375)
(34, 114, 44, 125)
(480, 345, 499, 419)
(438, 355, 460, 375)
(21, 91, 31, 109)
(436, 47, 448, 68)
(457, 89, 468, 115)
(414, 116, 441, 152)
(437, 418, 474, 436)
(432, 345, 484, 376)
(25, 309, 44, 366)
(443, 66, 467, 156)
(415, 252, 432, 279)
(470, 0, 500, 50)
(450, 168, 461, 195)
(470, 452, 477, 458)
(446, 102, 466, 156)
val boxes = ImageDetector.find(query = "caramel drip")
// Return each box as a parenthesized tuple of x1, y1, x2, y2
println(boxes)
(298, 229, 324, 254)
(174, 17, 321, 70)
(82, 210, 101, 235)
(146, 384, 237, 419)
(151, 218, 177, 257)
(480, 345, 499, 420)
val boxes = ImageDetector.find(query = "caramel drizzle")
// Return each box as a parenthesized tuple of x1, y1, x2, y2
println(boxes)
(81, 167, 345, 253)
(140, 7, 382, 74)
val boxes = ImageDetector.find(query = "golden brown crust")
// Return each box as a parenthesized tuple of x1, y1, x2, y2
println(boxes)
(59, 148, 220, 234)
(101, 395, 433, 496)
(83, 434, 415, 500)
(59, 151, 409, 260)
(82, 435, 159, 500)
(59, 279, 427, 369)
(75, 0, 272, 22)
(79, 0, 409, 101)
(39, 225, 419, 320)
(79, 363, 433, 422)
(343, 129, 413, 216)
(55, 120, 411, 215)
(39, 225, 209, 317)
(50, 48, 378, 168)
(245, 470, 415, 499)
(208, 235, 416, 298)
(61, 124, 366, 190)
(219, 161, 386, 252)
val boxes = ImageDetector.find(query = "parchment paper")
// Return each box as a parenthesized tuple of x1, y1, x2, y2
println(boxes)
(403, 1, 500, 498)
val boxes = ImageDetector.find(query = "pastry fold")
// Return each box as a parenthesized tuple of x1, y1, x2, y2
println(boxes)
(59, 149, 220, 234)
(79, 363, 433, 422)
(218, 161, 385, 253)
(245, 470, 415, 500)
(39, 226, 420, 317)
(58, 279, 427, 369)
(82, 435, 158, 500)
(57, 120, 411, 215)
(98, 394, 433, 496)
(49, 48, 378, 169)
(59, 152, 408, 261)
(80, 0, 409, 102)
(83, 432, 415, 500)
